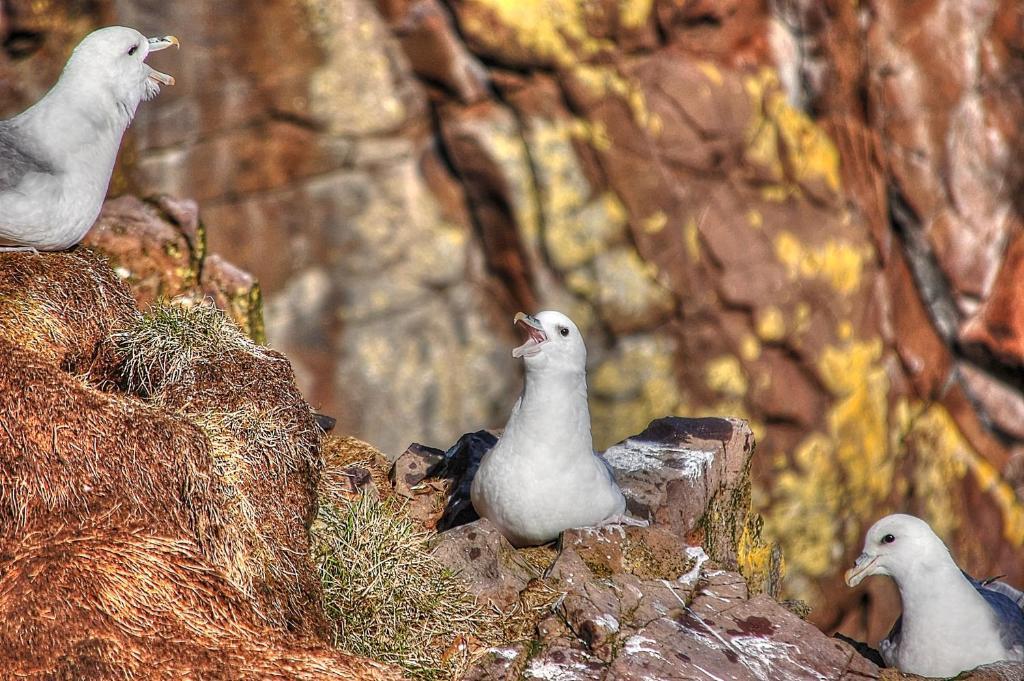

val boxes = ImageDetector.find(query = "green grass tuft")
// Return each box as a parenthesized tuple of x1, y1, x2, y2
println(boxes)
(113, 299, 257, 396)
(311, 494, 494, 679)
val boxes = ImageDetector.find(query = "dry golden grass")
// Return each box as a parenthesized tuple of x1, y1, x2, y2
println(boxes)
(0, 249, 136, 378)
(0, 336, 230, 563)
(0, 515, 402, 679)
(0, 244, 399, 676)
(108, 299, 326, 635)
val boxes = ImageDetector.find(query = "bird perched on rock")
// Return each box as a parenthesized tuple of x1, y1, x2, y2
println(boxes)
(846, 513, 1024, 677)
(0, 26, 178, 252)
(470, 311, 629, 547)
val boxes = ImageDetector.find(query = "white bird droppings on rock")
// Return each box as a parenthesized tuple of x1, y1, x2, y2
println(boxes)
(622, 635, 666, 661)
(525, 659, 593, 681)
(679, 546, 710, 587)
(593, 613, 619, 632)
(603, 438, 715, 478)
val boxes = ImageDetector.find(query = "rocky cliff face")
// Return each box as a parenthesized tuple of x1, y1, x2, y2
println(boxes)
(3, 0, 1024, 645)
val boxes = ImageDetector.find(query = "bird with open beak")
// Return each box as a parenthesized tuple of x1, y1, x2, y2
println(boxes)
(0, 27, 179, 252)
(845, 513, 1024, 676)
(470, 310, 633, 547)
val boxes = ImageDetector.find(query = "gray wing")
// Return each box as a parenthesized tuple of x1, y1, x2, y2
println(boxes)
(880, 615, 901, 667)
(0, 121, 55, 192)
(973, 577, 1024, 651)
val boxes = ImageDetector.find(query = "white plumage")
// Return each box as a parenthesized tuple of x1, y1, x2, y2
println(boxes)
(0, 26, 178, 252)
(846, 513, 1024, 677)
(470, 311, 627, 547)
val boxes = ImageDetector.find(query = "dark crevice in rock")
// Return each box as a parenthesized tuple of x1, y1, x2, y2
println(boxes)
(887, 182, 961, 344)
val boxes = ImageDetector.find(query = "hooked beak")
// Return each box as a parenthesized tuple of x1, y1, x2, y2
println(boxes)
(147, 35, 180, 52)
(844, 553, 878, 587)
(512, 312, 547, 359)
(146, 36, 179, 86)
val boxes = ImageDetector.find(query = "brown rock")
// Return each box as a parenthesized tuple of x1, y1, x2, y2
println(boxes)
(604, 417, 753, 546)
(962, 228, 1024, 366)
(560, 524, 696, 582)
(958, 363, 1024, 441)
(85, 195, 200, 306)
(201, 254, 265, 343)
(386, 0, 490, 103)
(430, 518, 538, 609)
(20, 0, 1024, 649)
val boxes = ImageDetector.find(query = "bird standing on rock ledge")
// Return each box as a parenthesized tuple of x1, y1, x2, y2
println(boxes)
(0, 26, 178, 252)
(471, 311, 634, 547)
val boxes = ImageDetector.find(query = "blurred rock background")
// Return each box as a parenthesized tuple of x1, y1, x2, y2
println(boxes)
(3, 0, 1024, 647)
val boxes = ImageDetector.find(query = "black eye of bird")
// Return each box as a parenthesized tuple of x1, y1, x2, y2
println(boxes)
(128, 44, 138, 56)
(882, 534, 896, 544)
(559, 327, 569, 337)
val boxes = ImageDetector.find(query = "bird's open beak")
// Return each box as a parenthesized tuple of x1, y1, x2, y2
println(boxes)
(844, 553, 878, 587)
(148, 35, 179, 52)
(146, 36, 179, 86)
(512, 312, 547, 358)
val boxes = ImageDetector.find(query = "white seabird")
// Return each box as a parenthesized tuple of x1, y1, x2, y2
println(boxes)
(470, 311, 628, 547)
(0, 26, 179, 252)
(845, 513, 1024, 677)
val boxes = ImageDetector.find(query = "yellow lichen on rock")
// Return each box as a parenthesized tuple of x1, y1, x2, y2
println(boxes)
(591, 247, 676, 327)
(901, 401, 1024, 546)
(764, 338, 891, 593)
(617, 0, 653, 28)
(569, 64, 659, 131)
(697, 61, 724, 86)
(465, 0, 613, 66)
(774, 231, 871, 295)
(590, 335, 684, 449)
(766, 433, 843, 585)
(755, 306, 787, 342)
(641, 211, 668, 234)
(683, 216, 701, 260)
(302, 0, 408, 134)
(818, 339, 892, 521)
(738, 514, 784, 597)
(740, 334, 761, 362)
(568, 117, 613, 151)
(531, 117, 629, 272)
(743, 68, 841, 194)
(706, 355, 749, 397)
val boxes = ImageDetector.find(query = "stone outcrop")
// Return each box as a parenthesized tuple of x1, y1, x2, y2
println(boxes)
(378, 416, 1023, 680)
(4, 0, 1024, 647)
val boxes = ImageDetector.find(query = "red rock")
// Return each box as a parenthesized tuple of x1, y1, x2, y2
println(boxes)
(386, 0, 490, 103)
(604, 417, 753, 545)
(962, 228, 1024, 366)
(429, 518, 539, 609)
(958, 363, 1024, 441)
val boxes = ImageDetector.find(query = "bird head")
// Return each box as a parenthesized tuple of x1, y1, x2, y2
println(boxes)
(62, 26, 178, 116)
(845, 513, 951, 587)
(511, 311, 587, 376)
